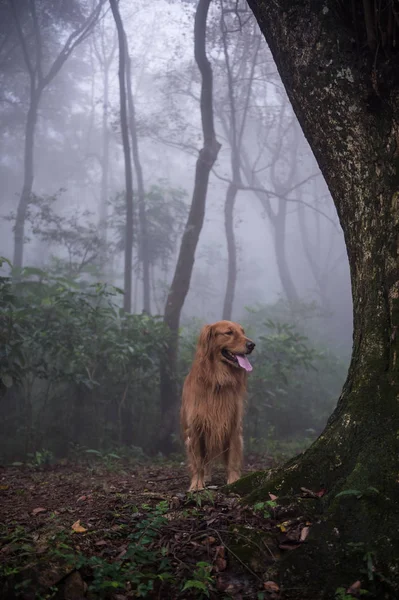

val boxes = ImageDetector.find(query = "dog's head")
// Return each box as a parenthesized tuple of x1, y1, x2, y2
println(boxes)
(197, 320, 255, 372)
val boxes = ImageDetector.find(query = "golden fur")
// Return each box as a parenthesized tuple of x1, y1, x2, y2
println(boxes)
(180, 320, 255, 491)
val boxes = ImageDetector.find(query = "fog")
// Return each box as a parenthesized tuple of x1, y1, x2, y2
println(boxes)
(0, 0, 352, 461)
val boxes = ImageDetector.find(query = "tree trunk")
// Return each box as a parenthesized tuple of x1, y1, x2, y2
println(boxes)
(99, 59, 110, 256)
(10, 0, 105, 270)
(109, 0, 134, 313)
(236, 1, 399, 595)
(273, 201, 299, 305)
(126, 44, 151, 313)
(222, 182, 238, 320)
(13, 89, 39, 269)
(158, 0, 221, 453)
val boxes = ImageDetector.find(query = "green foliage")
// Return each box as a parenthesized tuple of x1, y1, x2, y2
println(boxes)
(243, 304, 347, 443)
(55, 501, 174, 598)
(110, 181, 188, 271)
(1, 258, 348, 461)
(0, 264, 169, 461)
(6, 193, 107, 278)
(252, 499, 277, 518)
(335, 487, 380, 500)
(181, 562, 214, 598)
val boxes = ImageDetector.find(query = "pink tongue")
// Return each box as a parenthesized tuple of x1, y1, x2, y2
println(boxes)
(236, 355, 253, 372)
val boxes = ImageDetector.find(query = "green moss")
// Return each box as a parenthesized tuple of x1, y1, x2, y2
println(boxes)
(227, 524, 278, 574)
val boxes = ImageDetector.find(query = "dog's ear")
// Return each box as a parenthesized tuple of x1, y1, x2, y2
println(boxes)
(197, 324, 214, 360)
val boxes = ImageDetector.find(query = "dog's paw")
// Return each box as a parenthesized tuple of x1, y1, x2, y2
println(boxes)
(188, 481, 205, 492)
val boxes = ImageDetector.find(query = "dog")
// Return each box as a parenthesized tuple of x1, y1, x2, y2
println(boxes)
(180, 320, 255, 491)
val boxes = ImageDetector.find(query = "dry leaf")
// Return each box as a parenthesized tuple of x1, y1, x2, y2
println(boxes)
(32, 507, 47, 515)
(95, 540, 107, 546)
(0, 485, 9, 491)
(269, 493, 278, 501)
(215, 557, 227, 571)
(347, 580, 362, 594)
(300, 526, 310, 542)
(202, 536, 216, 545)
(77, 495, 87, 502)
(116, 545, 127, 559)
(264, 581, 280, 592)
(71, 520, 87, 533)
(316, 488, 326, 497)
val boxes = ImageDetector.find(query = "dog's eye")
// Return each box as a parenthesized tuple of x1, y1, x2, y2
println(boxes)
(225, 331, 233, 336)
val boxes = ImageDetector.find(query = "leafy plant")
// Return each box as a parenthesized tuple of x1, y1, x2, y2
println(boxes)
(181, 561, 214, 598)
(0, 265, 169, 462)
(252, 499, 277, 519)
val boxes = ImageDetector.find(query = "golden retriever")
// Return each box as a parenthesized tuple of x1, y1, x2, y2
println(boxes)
(180, 320, 255, 491)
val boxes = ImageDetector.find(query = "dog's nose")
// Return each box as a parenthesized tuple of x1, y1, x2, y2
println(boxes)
(246, 341, 255, 352)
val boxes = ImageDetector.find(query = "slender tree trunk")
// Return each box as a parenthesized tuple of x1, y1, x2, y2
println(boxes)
(273, 201, 299, 305)
(158, 0, 221, 453)
(297, 193, 331, 312)
(13, 89, 39, 269)
(126, 45, 151, 313)
(10, 0, 105, 270)
(240, 150, 300, 304)
(109, 0, 134, 313)
(222, 182, 239, 320)
(99, 63, 110, 252)
(236, 2, 399, 595)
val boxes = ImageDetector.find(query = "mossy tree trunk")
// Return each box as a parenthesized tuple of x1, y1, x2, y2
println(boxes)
(238, 1, 399, 595)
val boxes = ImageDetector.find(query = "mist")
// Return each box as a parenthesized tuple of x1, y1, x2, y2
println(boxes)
(0, 0, 352, 461)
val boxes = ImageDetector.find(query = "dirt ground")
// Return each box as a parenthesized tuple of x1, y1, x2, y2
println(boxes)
(0, 457, 320, 599)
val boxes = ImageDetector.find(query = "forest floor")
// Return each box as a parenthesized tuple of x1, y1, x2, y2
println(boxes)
(0, 455, 354, 600)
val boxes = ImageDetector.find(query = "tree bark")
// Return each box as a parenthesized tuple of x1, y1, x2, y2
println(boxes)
(126, 43, 151, 314)
(13, 89, 39, 269)
(237, 1, 399, 595)
(109, 0, 134, 313)
(158, 0, 221, 453)
(222, 182, 238, 320)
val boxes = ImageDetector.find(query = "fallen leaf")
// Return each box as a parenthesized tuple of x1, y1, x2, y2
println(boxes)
(0, 485, 9, 491)
(347, 580, 362, 594)
(300, 526, 310, 542)
(215, 557, 227, 571)
(316, 488, 326, 497)
(269, 493, 278, 501)
(277, 522, 288, 532)
(202, 536, 216, 545)
(76, 495, 87, 502)
(95, 540, 107, 546)
(71, 520, 87, 533)
(32, 507, 47, 515)
(116, 545, 127, 559)
(264, 581, 280, 592)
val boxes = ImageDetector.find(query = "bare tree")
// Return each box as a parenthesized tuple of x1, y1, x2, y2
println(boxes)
(125, 39, 151, 314)
(92, 18, 117, 262)
(158, 0, 221, 452)
(109, 0, 134, 312)
(9, 0, 105, 270)
(215, 9, 261, 319)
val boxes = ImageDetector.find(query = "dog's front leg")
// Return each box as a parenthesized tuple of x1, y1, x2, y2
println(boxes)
(186, 434, 206, 491)
(225, 429, 243, 485)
